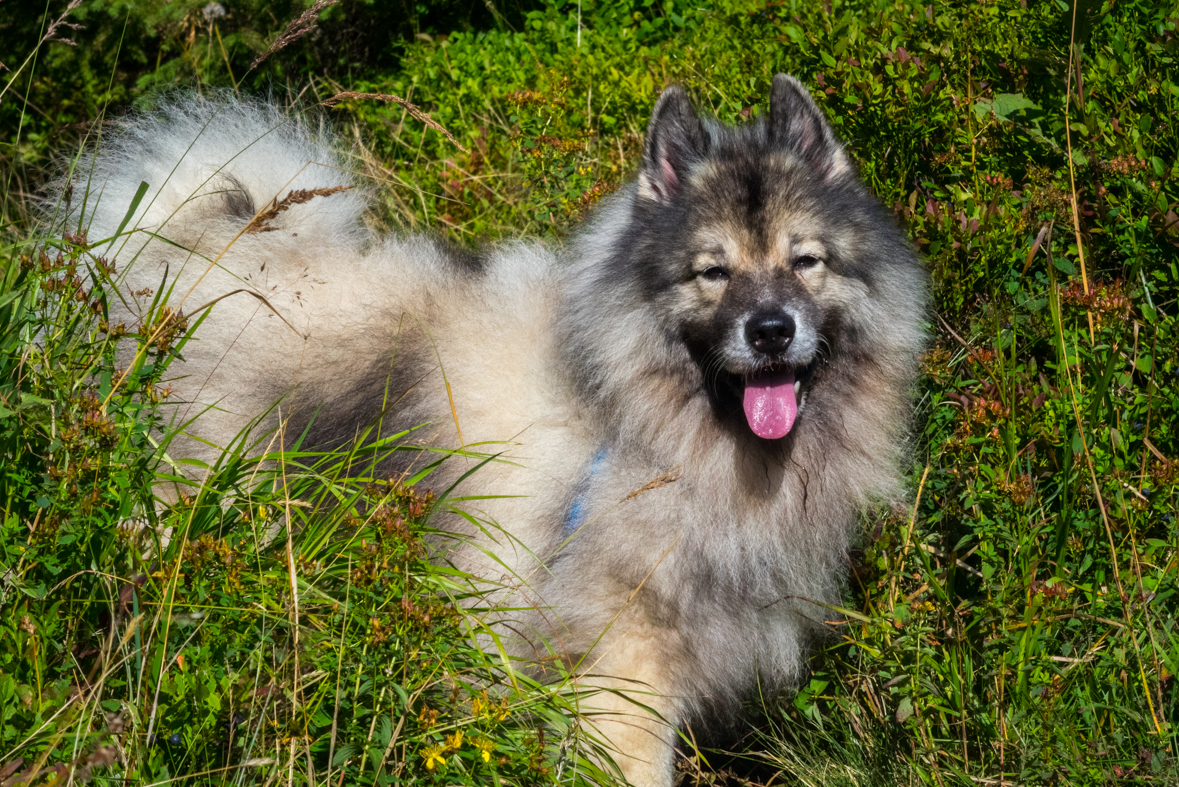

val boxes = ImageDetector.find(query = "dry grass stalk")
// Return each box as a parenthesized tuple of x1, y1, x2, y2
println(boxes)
(44, 0, 84, 46)
(250, 0, 338, 70)
(0, 0, 83, 102)
(622, 466, 683, 502)
(1, 730, 121, 786)
(322, 91, 468, 152)
(244, 185, 352, 234)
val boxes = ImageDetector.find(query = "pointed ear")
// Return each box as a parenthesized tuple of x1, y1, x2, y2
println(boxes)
(768, 73, 851, 181)
(638, 85, 706, 203)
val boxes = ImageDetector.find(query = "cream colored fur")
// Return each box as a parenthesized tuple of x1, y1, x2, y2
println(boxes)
(52, 85, 926, 786)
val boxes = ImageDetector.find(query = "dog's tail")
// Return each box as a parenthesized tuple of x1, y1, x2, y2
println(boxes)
(47, 93, 369, 286)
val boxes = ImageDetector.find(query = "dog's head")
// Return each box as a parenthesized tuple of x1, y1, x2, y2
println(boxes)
(624, 74, 916, 441)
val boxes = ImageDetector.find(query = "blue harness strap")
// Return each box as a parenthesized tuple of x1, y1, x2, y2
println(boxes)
(564, 448, 609, 534)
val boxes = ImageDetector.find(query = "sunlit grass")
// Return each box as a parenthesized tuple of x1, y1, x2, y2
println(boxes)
(2, 0, 1178, 784)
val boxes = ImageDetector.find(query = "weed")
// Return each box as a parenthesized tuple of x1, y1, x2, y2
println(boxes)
(2, 0, 1177, 784)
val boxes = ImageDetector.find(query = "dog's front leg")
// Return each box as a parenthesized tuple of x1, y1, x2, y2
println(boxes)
(575, 619, 684, 787)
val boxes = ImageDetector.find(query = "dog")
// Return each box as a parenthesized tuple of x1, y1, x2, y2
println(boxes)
(54, 74, 926, 786)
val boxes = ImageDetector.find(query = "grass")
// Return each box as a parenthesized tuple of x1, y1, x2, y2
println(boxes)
(0, 233, 619, 785)
(2, 0, 1177, 784)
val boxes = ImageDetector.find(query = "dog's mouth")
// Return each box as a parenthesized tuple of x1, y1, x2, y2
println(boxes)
(741, 363, 811, 440)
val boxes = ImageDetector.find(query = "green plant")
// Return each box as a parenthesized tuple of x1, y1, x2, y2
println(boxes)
(0, 222, 623, 785)
(2, 0, 1177, 784)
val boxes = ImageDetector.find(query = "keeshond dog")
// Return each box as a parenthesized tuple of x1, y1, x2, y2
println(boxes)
(55, 74, 926, 785)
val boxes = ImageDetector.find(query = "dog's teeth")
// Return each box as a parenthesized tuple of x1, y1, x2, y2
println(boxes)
(793, 380, 801, 395)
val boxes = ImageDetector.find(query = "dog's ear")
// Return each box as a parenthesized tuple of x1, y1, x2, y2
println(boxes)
(638, 85, 706, 203)
(768, 73, 851, 181)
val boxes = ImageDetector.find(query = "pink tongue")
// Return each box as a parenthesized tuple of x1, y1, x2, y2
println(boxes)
(743, 368, 798, 440)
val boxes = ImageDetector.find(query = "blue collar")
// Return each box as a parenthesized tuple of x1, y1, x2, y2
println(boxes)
(564, 448, 609, 534)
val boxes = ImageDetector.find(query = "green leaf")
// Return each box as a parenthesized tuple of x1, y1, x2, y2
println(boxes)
(20, 583, 47, 599)
(376, 714, 393, 747)
(1052, 256, 1078, 275)
(332, 744, 358, 768)
(977, 92, 1039, 121)
(896, 696, 914, 722)
(114, 181, 151, 242)
(19, 393, 53, 408)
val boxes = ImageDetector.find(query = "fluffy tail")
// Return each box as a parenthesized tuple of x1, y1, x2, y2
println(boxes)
(48, 94, 370, 291)
(40, 95, 384, 475)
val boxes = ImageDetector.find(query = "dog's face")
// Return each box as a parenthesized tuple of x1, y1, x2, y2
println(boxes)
(629, 75, 878, 441)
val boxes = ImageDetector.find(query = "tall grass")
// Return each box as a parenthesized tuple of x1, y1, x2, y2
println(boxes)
(2, 0, 1178, 785)
(1, 117, 616, 787)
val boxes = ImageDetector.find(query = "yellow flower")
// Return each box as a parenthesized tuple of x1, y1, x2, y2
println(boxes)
(473, 738, 494, 763)
(422, 744, 447, 770)
(445, 729, 464, 750)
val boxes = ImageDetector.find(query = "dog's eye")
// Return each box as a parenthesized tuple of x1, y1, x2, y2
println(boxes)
(699, 266, 730, 282)
(793, 254, 821, 270)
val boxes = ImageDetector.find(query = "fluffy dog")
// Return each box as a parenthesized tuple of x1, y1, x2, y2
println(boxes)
(56, 74, 926, 785)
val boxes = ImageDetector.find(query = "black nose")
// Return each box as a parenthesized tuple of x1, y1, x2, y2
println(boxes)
(745, 312, 795, 355)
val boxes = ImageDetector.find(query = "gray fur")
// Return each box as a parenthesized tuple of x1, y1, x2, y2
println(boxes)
(51, 82, 926, 786)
